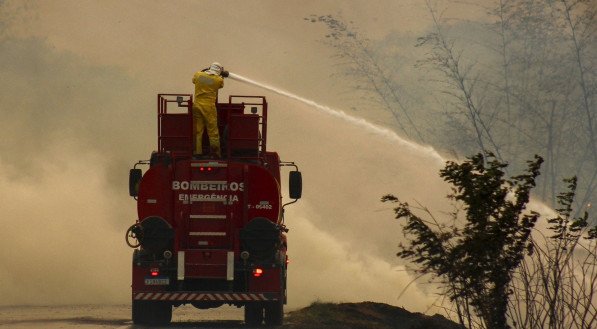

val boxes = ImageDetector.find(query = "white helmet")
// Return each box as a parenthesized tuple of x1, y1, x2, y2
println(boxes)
(206, 62, 223, 76)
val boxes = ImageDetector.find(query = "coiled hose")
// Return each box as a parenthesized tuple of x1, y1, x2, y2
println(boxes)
(125, 223, 142, 248)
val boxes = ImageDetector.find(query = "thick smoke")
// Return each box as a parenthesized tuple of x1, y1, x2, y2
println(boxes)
(0, 37, 147, 305)
(0, 147, 130, 305)
(0, 38, 447, 309)
(265, 95, 450, 310)
(0, 0, 458, 312)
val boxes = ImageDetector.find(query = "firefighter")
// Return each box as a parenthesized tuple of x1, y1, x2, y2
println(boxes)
(192, 62, 226, 157)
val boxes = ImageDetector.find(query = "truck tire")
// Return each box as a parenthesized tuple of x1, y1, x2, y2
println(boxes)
(132, 300, 172, 325)
(244, 303, 264, 326)
(132, 300, 148, 324)
(264, 300, 284, 326)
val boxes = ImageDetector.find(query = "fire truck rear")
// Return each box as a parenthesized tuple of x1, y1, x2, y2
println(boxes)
(126, 94, 302, 326)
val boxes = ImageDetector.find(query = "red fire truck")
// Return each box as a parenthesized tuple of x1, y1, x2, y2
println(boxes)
(126, 94, 302, 326)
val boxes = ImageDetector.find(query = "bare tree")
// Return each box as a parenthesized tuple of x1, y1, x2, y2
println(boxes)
(306, 14, 426, 142)
(418, 0, 596, 209)
(508, 177, 597, 329)
(416, 1, 507, 162)
(552, 0, 597, 212)
(308, 1, 596, 210)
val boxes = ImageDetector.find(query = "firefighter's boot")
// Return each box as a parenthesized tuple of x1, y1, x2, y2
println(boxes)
(210, 145, 221, 158)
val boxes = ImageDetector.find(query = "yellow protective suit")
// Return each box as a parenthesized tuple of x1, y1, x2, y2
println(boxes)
(192, 71, 224, 156)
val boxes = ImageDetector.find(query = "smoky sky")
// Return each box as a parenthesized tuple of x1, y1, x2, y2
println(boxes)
(0, 37, 152, 187)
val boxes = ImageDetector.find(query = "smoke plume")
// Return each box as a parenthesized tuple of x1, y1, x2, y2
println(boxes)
(0, 0, 457, 312)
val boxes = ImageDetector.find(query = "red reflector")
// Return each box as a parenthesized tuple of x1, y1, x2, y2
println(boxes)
(150, 268, 159, 277)
(253, 268, 263, 278)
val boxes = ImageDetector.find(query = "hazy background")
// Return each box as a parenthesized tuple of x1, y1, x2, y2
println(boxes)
(0, 0, 498, 312)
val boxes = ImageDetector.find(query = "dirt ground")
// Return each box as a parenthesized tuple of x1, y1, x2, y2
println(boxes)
(0, 302, 462, 329)
(0, 304, 246, 329)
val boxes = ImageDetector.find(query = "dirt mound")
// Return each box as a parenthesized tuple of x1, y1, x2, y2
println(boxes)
(282, 302, 463, 329)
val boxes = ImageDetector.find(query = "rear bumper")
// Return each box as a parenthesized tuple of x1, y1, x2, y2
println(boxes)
(133, 291, 279, 302)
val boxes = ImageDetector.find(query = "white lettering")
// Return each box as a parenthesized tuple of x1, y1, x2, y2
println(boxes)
(176, 193, 246, 204)
(180, 181, 190, 190)
(230, 182, 239, 191)
(178, 194, 189, 204)
(172, 181, 243, 191)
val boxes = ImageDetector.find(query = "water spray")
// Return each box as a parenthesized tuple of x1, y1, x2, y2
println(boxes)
(228, 72, 444, 163)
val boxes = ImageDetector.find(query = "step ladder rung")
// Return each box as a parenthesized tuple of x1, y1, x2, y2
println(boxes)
(189, 232, 227, 236)
(190, 215, 226, 220)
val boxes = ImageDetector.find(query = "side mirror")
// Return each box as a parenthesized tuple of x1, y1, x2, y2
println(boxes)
(289, 171, 302, 199)
(129, 169, 143, 197)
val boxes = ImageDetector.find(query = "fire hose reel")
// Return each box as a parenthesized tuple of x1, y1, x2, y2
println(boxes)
(125, 216, 174, 253)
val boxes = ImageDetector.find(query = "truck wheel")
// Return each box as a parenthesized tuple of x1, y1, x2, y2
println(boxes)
(264, 300, 284, 326)
(132, 300, 172, 325)
(132, 300, 149, 324)
(153, 302, 173, 325)
(244, 303, 264, 326)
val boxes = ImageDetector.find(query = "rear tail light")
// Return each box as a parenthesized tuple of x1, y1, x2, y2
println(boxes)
(253, 268, 263, 278)
(150, 268, 159, 277)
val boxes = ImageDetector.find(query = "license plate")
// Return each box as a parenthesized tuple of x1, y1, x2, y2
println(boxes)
(144, 277, 170, 285)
